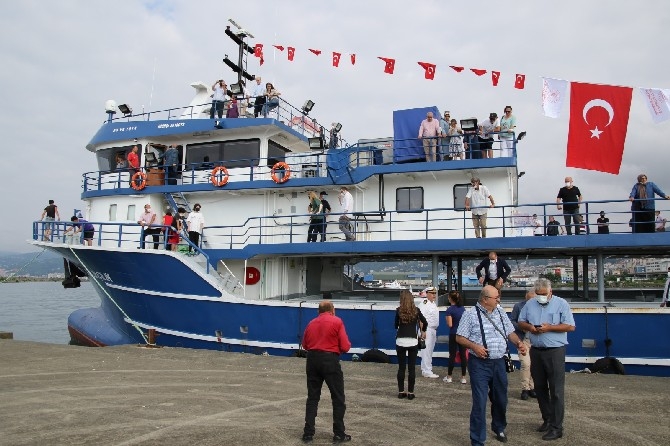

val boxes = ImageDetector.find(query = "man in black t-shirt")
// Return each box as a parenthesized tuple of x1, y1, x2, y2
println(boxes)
(319, 191, 332, 242)
(546, 216, 563, 236)
(597, 211, 610, 234)
(556, 176, 582, 235)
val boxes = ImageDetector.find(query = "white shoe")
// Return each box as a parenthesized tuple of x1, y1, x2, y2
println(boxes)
(423, 373, 439, 379)
(460, 377, 467, 384)
(443, 376, 453, 383)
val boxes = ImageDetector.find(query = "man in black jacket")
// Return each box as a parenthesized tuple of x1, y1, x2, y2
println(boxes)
(319, 191, 332, 242)
(476, 251, 512, 291)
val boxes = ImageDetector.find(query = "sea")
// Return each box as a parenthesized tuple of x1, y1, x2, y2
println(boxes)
(0, 281, 99, 344)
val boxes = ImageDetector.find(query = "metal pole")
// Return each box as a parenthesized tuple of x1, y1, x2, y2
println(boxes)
(597, 252, 605, 302)
(582, 255, 589, 301)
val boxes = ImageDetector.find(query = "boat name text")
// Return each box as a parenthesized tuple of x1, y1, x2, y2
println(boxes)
(157, 123, 186, 129)
(112, 126, 138, 133)
(90, 271, 113, 282)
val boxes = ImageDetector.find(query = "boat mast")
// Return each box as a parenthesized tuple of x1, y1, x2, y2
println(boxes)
(223, 19, 256, 92)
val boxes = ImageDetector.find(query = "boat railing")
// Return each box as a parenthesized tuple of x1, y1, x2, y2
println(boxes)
(83, 131, 518, 191)
(200, 198, 670, 247)
(33, 221, 211, 272)
(106, 96, 330, 141)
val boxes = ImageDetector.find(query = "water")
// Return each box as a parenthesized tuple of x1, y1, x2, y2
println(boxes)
(0, 281, 99, 344)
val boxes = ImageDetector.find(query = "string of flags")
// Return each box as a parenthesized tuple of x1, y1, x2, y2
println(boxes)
(252, 42, 669, 176)
(252, 43, 526, 89)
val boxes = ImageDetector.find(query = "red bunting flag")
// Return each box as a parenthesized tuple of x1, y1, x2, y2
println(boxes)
(492, 71, 500, 86)
(287, 47, 295, 61)
(333, 52, 341, 67)
(378, 57, 395, 74)
(566, 82, 633, 174)
(273, 45, 284, 51)
(515, 74, 526, 89)
(417, 62, 436, 80)
(254, 44, 264, 66)
(471, 68, 487, 76)
(309, 48, 322, 56)
(350, 54, 356, 65)
(450, 66, 465, 72)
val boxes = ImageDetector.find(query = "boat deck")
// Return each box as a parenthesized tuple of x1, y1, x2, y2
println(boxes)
(1, 340, 667, 445)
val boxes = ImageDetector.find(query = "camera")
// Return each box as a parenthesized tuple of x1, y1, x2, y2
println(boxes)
(504, 354, 515, 373)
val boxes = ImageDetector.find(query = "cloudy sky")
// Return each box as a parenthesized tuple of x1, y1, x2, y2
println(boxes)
(1, 0, 668, 253)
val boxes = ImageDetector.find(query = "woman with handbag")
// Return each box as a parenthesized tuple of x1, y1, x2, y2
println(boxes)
(394, 289, 428, 400)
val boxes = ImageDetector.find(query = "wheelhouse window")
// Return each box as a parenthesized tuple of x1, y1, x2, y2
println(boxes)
(267, 140, 289, 167)
(185, 139, 260, 170)
(96, 144, 142, 172)
(396, 187, 424, 212)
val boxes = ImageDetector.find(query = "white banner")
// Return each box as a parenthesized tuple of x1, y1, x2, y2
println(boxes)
(541, 77, 568, 118)
(639, 88, 670, 123)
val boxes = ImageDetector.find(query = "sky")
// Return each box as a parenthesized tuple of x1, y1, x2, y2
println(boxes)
(1, 0, 669, 253)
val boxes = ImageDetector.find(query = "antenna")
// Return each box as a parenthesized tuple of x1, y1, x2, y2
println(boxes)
(228, 18, 255, 39)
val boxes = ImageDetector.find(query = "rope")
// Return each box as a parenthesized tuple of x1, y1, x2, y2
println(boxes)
(68, 247, 149, 344)
(0, 249, 47, 283)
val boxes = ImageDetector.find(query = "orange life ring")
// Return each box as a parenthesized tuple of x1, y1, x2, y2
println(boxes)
(271, 162, 291, 184)
(210, 166, 230, 187)
(131, 171, 147, 191)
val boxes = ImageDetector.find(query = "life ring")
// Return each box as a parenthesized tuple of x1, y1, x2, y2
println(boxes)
(210, 166, 230, 187)
(245, 266, 261, 285)
(271, 162, 291, 184)
(131, 171, 147, 191)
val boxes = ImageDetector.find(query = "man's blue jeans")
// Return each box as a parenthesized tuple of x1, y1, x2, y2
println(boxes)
(468, 355, 508, 446)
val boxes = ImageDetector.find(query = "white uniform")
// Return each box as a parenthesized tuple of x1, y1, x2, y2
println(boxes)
(419, 299, 440, 376)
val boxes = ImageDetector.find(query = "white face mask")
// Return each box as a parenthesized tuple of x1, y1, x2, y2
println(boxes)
(536, 294, 549, 305)
(565, 182, 572, 187)
(667, 272, 670, 278)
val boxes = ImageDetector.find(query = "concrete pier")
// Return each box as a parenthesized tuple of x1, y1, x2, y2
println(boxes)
(0, 340, 668, 445)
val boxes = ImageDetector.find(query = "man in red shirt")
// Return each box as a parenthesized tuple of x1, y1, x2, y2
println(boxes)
(302, 300, 351, 443)
(127, 145, 140, 186)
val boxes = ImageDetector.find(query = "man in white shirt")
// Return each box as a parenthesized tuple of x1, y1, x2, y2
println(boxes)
(465, 177, 495, 238)
(533, 214, 543, 236)
(478, 112, 500, 158)
(338, 187, 355, 241)
(248, 76, 266, 118)
(210, 80, 227, 119)
(419, 287, 440, 378)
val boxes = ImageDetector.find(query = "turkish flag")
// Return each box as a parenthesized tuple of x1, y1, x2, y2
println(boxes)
(470, 68, 487, 76)
(309, 48, 322, 56)
(350, 54, 356, 65)
(450, 66, 464, 72)
(492, 71, 500, 86)
(254, 44, 264, 66)
(418, 61, 436, 80)
(515, 74, 526, 89)
(287, 47, 295, 61)
(273, 45, 284, 51)
(333, 52, 341, 67)
(566, 82, 633, 174)
(378, 57, 395, 74)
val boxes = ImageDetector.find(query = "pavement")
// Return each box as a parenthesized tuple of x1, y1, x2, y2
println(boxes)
(0, 340, 668, 445)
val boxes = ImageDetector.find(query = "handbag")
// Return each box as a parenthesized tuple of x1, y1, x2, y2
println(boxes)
(417, 336, 426, 350)
(477, 307, 516, 373)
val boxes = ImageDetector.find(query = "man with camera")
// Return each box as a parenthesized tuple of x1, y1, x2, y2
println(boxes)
(210, 79, 228, 119)
(457, 285, 526, 445)
(518, 278, 575, 441)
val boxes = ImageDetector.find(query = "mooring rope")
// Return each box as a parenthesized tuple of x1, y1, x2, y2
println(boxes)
(0, 249, 47, 283)
(68, 247, 149, 344)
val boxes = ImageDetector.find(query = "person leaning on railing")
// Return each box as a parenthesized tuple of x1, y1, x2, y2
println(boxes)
(262, 82, 281, 118)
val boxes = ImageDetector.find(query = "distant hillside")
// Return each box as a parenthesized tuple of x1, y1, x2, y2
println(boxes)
(0, 250, 64, 276)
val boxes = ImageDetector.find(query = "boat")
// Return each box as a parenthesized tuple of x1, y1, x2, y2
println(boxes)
(32, 27, 670, 376)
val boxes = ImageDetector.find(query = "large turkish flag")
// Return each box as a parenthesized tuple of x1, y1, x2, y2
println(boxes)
(566, 82, 633, 174)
